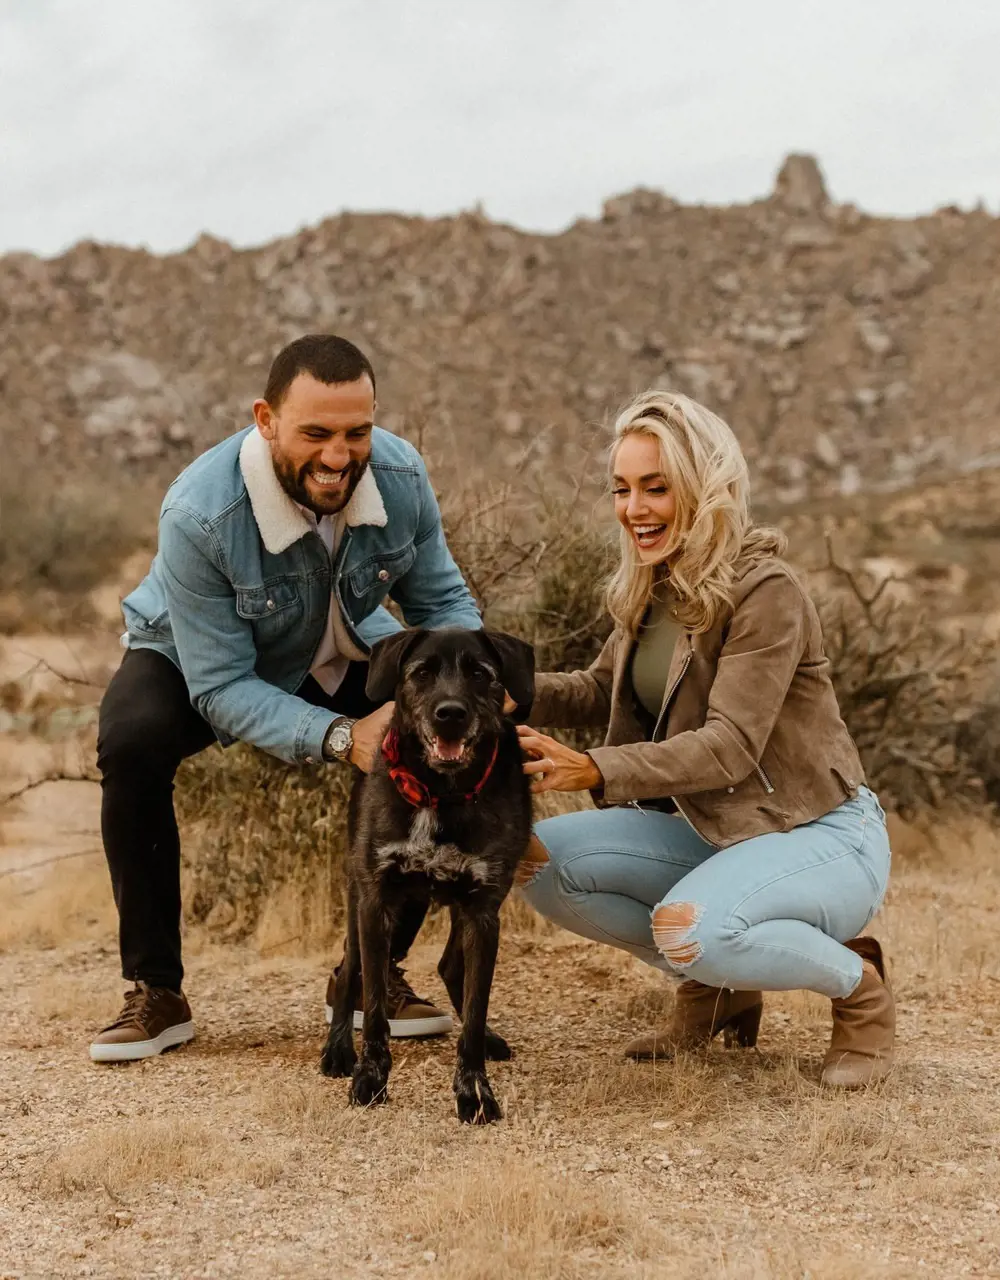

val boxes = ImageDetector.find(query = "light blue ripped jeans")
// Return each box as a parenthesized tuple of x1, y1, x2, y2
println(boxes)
(524, 788, 891, 999)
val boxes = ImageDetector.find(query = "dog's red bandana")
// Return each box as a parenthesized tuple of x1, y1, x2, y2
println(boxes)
(381, 729, 499, 809)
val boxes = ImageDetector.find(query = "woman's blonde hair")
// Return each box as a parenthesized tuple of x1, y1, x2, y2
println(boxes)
(606, 389, 786, 635)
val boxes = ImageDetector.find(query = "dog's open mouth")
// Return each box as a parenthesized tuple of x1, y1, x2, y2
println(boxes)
(427, 736, 471, 766)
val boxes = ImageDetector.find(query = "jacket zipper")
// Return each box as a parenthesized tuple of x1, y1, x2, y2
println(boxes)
(652, 651, 692, 742)
(670, 796, 715, 846)
(652, 643, 775, 801)
(625, 796, 713, 847)
(754, 763, 775, 795)
(641, 649, 715, 841)
(627, 642, 773, 844)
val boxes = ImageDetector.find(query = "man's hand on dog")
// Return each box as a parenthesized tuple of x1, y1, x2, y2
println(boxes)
(349, 702, 396, 772)
(517, 725, 602, 794)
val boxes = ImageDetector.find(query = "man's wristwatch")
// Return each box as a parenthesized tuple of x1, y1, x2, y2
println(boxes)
(322, 716, 356, 763)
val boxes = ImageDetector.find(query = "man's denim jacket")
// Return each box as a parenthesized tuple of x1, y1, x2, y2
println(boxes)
(121, 425, 481, 763)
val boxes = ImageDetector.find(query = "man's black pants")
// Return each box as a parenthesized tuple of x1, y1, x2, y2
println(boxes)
(97, 648, 425, 993)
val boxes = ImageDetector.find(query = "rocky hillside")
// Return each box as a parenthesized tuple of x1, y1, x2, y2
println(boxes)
(3, 155, 999, 500)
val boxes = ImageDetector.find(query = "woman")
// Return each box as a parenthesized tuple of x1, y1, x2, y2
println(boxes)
(516, 389, 893, 1088)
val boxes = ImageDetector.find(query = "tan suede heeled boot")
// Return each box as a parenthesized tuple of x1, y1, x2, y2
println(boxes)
(821, 937, 895, 1089)
(624, 981, 763, 1060)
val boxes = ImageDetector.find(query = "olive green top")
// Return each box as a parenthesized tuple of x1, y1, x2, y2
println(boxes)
(631, 589, 685, 720)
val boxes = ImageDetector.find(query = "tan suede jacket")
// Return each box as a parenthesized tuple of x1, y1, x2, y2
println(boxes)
(529, 557, 866, 849)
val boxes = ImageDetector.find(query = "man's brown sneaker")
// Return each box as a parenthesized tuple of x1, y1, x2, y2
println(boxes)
(89, 982, 194, 1063)
(324, 962, 452, 1037)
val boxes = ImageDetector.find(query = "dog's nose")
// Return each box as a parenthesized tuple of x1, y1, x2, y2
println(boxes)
(433, 701, 469, 729)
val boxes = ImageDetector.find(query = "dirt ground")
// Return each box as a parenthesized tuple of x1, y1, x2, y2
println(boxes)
(2, 637, 1000, 1279)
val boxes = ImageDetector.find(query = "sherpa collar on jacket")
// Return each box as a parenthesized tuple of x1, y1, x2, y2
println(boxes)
(239, 427, 388, 555)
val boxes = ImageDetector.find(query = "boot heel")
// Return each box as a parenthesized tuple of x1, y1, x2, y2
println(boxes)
(723, 1002, 762, 1049)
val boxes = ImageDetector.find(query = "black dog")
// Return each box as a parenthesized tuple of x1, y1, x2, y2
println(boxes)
(320, 627, 534, 1124)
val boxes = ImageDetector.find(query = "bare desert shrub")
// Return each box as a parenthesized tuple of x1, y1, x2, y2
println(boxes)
(439, 481, 614, 671)
(953, 685, 1000, 809)
(814, 540, 991, 814)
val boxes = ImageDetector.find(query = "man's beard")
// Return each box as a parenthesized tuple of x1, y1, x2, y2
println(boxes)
(271, 449, 370, 517)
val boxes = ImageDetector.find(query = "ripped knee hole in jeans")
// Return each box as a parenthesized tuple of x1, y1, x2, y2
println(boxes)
(651, 901, 705, 968)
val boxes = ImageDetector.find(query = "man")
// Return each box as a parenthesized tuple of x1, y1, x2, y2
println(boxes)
(92, 334, 481, 1062)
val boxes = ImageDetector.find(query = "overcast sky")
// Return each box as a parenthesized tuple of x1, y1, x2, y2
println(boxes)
(2, 0, 998, 259)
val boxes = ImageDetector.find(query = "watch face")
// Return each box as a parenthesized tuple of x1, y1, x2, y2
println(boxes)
(331, 724, 352, 754)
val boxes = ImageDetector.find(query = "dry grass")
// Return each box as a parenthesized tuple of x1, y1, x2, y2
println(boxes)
(403, 1156, 664, 1280)
(5, 971, 116, 1051)
(246, 864, 344, 957)
(39, 1116, 285, 1197)
(3, 720, 1000, 1277)
(0, 852, 112, 952)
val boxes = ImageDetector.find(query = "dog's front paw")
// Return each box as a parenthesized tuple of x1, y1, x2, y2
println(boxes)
(454, 1070, 503, 1125)
(320, 1035, 357, 1079)
(484, 1025, 513, 1061)
(350, 1059, 390, 1108)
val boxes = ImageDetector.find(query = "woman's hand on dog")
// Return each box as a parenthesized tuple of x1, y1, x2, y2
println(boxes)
(516, 726, 602, 794)
(350, 702, 396, 772)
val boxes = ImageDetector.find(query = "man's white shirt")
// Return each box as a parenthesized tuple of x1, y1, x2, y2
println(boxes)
(297, 506, 368, 695)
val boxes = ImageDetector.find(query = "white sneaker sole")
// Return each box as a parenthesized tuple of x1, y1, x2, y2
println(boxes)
(89, 1021, 195, 1063)
(324, 1004, 453, 1037)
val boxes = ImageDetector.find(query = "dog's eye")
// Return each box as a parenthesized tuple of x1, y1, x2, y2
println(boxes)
(409, 663, 434, 683)
(473, 665, 494, 682)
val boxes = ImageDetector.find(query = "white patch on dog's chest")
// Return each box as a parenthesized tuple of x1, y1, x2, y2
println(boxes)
(375, 808, 490, 884)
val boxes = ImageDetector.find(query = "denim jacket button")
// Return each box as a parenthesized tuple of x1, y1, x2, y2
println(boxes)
(377, 569, 390, 582)
(304, 755, 315, 764)
(266, 599, 275, 610)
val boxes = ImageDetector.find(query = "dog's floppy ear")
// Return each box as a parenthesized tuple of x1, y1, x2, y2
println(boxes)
(365, 629, 426, 704)
(480, 630, 535, 711)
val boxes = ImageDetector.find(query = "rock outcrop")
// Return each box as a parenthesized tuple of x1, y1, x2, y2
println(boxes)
(3, 153, 999, 502)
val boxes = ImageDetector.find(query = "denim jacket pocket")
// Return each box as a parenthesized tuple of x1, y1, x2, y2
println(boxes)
(345, 544, 417, 614)
(236, 580, 304, 638)
(121, 579, 170, 636)
(125, 605, 170, 636)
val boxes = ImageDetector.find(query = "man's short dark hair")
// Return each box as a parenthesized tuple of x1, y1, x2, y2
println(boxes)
(263, 334, 376, 408)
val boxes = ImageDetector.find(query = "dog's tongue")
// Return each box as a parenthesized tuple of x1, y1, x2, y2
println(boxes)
(434, 736, 466, 762)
